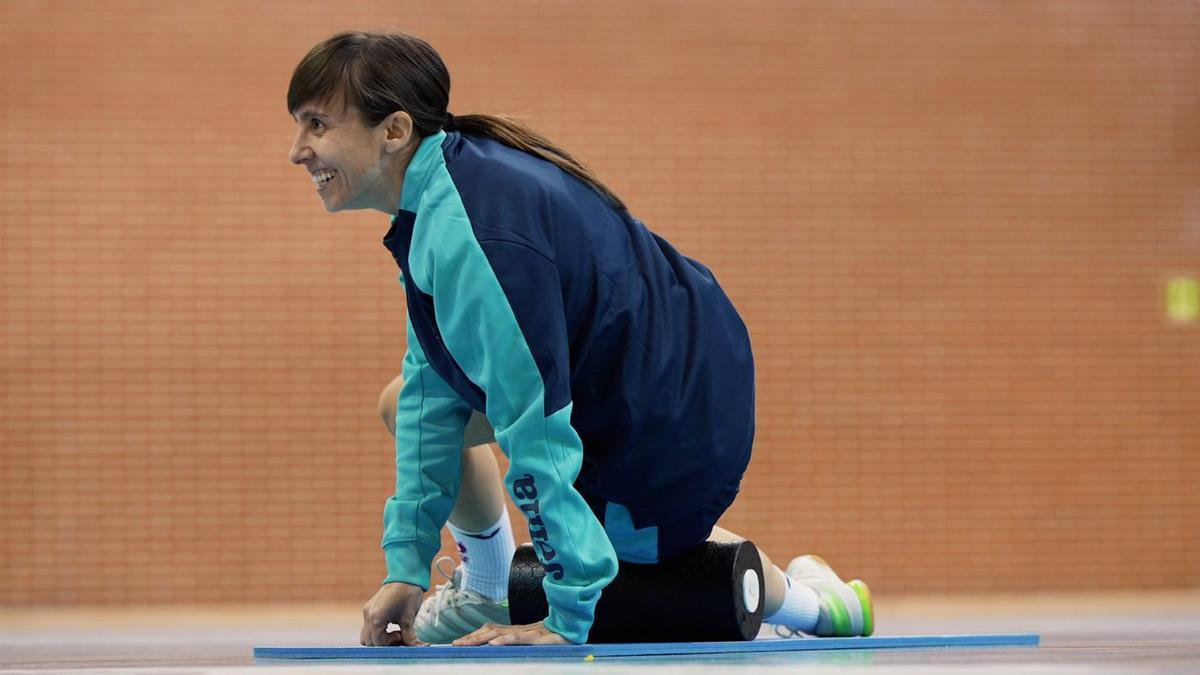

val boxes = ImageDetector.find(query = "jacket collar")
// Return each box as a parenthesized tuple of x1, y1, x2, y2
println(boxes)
(397, 130, 447, 215)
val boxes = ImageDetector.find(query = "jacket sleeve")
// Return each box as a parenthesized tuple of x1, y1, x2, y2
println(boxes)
(409, 213, 618, 643)
(380, 312, 473, 590)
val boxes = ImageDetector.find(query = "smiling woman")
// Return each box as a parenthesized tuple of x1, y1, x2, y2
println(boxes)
(285, 30, 872, 650)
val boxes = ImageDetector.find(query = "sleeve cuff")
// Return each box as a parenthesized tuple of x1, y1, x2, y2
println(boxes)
(383, 543, 432, 591)
(543, 608, 592, 645)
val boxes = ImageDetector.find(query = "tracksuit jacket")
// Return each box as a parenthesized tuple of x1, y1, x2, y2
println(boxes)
(380, 129, 756, 644)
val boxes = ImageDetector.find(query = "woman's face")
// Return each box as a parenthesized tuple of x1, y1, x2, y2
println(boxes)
(288, 100, 410, 214)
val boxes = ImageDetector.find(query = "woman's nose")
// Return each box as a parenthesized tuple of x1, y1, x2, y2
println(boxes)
(288, 132, 312, 164)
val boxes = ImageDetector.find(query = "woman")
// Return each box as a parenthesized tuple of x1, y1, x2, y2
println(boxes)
(286, 31, 873, 647)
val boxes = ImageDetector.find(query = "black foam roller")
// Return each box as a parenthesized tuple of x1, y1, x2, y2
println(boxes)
(508, 540, 764, 643)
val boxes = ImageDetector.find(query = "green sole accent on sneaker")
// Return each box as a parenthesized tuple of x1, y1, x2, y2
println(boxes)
(848, 579, 873, 637)
(817, 588, 851, 637)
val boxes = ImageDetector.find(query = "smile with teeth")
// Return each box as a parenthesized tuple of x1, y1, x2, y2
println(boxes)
(312, 169, 336, 187)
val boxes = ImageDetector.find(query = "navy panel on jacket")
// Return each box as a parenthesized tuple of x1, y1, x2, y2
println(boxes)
(386, 132, 756, 525)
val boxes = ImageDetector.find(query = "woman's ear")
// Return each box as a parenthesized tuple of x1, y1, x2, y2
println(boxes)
(382, 111, 415, 154)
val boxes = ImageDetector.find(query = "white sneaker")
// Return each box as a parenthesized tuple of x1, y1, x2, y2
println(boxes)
(782, 555, 874, 637)
(414, 557, 511, 644)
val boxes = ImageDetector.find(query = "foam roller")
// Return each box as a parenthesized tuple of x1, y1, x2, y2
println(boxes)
(508, 539, 764, 643)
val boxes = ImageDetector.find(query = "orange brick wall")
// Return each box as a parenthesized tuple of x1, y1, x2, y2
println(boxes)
(2, 0, 1197, 605)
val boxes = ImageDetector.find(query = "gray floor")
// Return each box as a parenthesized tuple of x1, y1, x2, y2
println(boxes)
(2, 592, 1198, 673)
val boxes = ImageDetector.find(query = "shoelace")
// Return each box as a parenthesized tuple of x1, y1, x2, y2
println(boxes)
(423, 556, 462, 627)
(773, 624, 807, 638)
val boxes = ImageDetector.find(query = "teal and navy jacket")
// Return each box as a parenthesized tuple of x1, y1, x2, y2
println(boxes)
(380, 130, 755, 644)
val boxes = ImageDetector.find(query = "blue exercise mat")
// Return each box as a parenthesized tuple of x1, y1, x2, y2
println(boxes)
(254, 634, 1039, 660)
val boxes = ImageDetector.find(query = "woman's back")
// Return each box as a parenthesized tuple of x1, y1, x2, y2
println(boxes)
(388, 130, 755, 523)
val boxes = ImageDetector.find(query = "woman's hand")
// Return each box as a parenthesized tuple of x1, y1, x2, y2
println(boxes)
(360, 582, 428, 646)
(453, 621, 569, 646)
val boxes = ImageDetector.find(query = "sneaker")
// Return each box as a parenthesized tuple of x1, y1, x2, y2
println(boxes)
(781, 554, 874, 637)
(414, 556, 511, 644)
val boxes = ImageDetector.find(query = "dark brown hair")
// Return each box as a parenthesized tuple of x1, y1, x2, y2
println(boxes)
(287, 31, 625, 210)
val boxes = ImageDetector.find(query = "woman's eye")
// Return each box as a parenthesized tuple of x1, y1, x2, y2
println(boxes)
(310, 119, 324, 131)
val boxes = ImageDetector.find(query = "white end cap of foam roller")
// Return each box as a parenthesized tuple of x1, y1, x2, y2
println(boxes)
(742, 568, 760, 613)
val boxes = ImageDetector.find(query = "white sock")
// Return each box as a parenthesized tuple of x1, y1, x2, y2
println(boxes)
(447, 511, 515, 601)
(765, 573, 820, 633)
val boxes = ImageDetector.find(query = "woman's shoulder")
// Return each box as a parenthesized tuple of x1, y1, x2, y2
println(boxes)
(444, 133, 570, 199)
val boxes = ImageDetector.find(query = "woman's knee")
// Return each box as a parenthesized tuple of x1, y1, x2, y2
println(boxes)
(377, 374, 405, 435)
